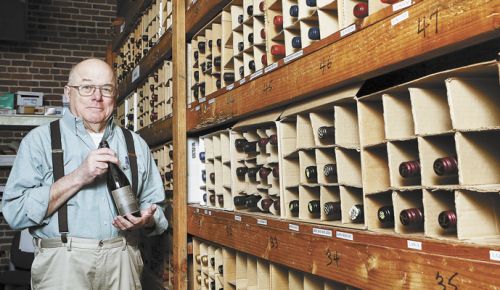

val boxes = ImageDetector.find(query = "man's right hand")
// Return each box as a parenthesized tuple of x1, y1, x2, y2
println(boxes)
(74, 148, 119, 186)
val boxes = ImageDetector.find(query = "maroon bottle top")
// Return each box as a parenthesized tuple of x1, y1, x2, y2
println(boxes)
(399, 160, 421, 178)
(273, 15, 283, 28)
(353, 3, 369, 18)
(271, 44, 286, 56)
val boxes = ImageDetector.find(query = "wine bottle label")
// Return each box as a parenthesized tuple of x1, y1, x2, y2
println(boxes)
(111, 185, 140, 216)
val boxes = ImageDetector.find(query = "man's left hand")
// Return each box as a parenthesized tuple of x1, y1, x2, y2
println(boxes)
(112, 204, 157, 231)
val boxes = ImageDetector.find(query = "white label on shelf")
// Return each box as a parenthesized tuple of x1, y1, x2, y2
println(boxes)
(391, 11, 409, 26)
(195, 105, 200, 111)
(239, 78, 246, 85)
(336, 231, 353, 241)
(393, 0, 412, 11)
(131, 66, 140, 83)
(208, 210, 212, 216)
(340, 24, 356, 37)
(250, 69, 263, 80)
(257, 219, 267, 225)
(226, 84, 235, 91)
(264, 62, 278, 73)
(288, 224, 299, 232)
(204, 209, 208, 215)
(407, 240, 422, 250)
(234, 215, 241, 222)
(120, 22, 125, 33)
(208, 98, 215, 104)
(187, 103, 192, 109)
(199, 97, 206, 103)
(490, 250, 500, 261)
(313, 228, 333, 237)
(196, 208, 199, 213)
(284, 50, 303, 64)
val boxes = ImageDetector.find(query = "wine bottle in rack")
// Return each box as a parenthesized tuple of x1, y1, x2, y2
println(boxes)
(290, 5, 299, 17)
(210, 257, 215, 267)
(201, 255, 208, 265)
(400, 207, 424, 226)
(198, 41, 206, 53)
(323, 164, 337, 177)
(271, 44, 286, 57)
(272, 198, 280, 213)
(210, 280, 215, 290)
(218, 264, 223, 274)
(150, 111, 158, 122)
(378, 206, 394, 225)
(208, 39, 213, 49)
(247, 5, 253, 16)
(257, 197, 274, 212)
(246, 195, 262, 210)
(200, 82, 206, 96)
(214, 56, 221, 67)
(273, 15, 283, 29)
(199, 152, 206, 162)
(438, 210, 457, 230)
(235, 138, 248, 151)
(239, 66, 244, 77)
(216, 79, 222, 89)
(291, 36, 302, 49)
(206, 60, 213, 70)
(269, 134, 278, 146)
(209, 194, 216, 204)
(224, 72, 235, 83)
(308, 200, 321, 215)
(210, 172, 215, 183)
(238, 41, 244, 52)
(324, 201, 342, 221)
(195, 254, 201, 264)
(234, 195, 248, 207)
(202, 170, 206, 182)
(318, 126, 335, 139)
(194, 51, 199, 61)
(217, 195, 224, 207)
(249, 60, 256, 71)
(399, 160, 421, 178)
(194, 71, 200, 81)
(289, 200, 299, 216)
(236, 166, 248, 178)
(244, 141, 258, 153)
(308, 27, 321, 40)
(203, 193, 207, 203)
(260, 28, 266, 40)
(433, 156, 458, 176)
(272, 164, 279, 178)
(259, 1, 265, 12)
(217, 38, 222, 47)
(305, 166, 318, 181)
(259, 167, 272, 179)
(247, 167, 260, 179)
(261, 54, 268, 66)
(306, 0, 316, 6)
(248, 33, 254, 44)
(353, 2, 369, 19)
(238, 14, 244, 24)
(258, 137, 269, 148)
(349, 204, 364, 223)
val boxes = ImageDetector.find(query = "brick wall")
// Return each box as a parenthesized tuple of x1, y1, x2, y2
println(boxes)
(0, 0, 116, 272)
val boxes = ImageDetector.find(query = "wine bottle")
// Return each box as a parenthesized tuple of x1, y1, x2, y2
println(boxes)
(208, 39, 213, 49)
(243, 141, 257, 153)
(259, 1, 265, 12)
(202, 193, 207, 203)
(378, 206, 394, 225)
(216, 38, 222, 47)
(289, 200, 299, 216)
(194, 51, 199, 61)
(438, 210, 457, 230)
(259, 167, 271, 179)
(234, 138, 248, 151)
(258, 137, 269, 148)
(323, 164, 336, 177)
(257, 197, 274, 212)
(399, 160, 420, 178)
(210, 172, 215, 183)
(400, 207, 424, 226)
(308, 27, 320, 40)
(305, 166, 318, 181)
(194, 71, 199, 81)
(324, 201, 341, 220)
(238, 14, 244, 24)
(214, 56, 221, 67)
(201, 255, 208, 265)
(238, 41, 244, 52)
(272, 198, 280, 214)
(291, 36, 302, 49)
(239, 66, 244, 77)
(127, 113, 134, 121)
(433, 156, 458, 176)
(317, 126, 335, 139)
(247, 5, 253, 16)
(216, 79, 221, 89)
(308, 200, 320, 214)
(349, 204, 364, 223)
(210, 280, 215, 290)
(261, 54, 268, 66)
(218, 264, 223, 274)
(249, 60, 256, 71)
(202, 170, 206, 182)
(200, 82, 206, 96)
(290, 5, 299, 17)
(149, 111, 158, 122)
(210, 257, 215, 267)
(209, 194, 216, 204)
(248, 33, 254, 44)
(164, 171, 173, 181)
(233, 195, 247, 207)
(247, 167, 260, 179)
(353, 3, 369, 18)
(273, 15, 283, 28)
(217, 195, 224, 206)
(260, 28, 266, 40)
(269, 134, 278, 146)
(271, 44, 286, 57)
(272, 164, 279, 178)
(246, 195, 262, 210)
(198, 41, 206, 52)
(306, 0, 316, 6)
(236, 166, 248, 178)
(199, 151, 205, 162)
(224, 72, 235, 83)
(99, 141, 140, 217)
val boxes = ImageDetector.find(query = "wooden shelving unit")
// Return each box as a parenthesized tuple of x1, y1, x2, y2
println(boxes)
(185, 0, 500, 132)
(112, 0, 154, 52)
(188, 205, 500, 289)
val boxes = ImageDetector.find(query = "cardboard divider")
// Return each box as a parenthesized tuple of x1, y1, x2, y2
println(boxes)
(280, 120, 297, 156)
(223, 248, 236, 289)
(365, 191, 394, 233)
(393, 190, 424, 235)
(304, 273, 324, 290)
(409, 86, 453, 136)
(221, 132, 231, 164)
(236, 253, 248, 289)
(358, 100, 385, 147)
(289, 270, 304, 290)
(282, 0, 297, 29)
(456, 190, 500, 243)
(317, 4, 339, 40)
(423, 189, 457, 240)
(337, 0, 364, 29)
(264, 5, 285, 63)
(382, 91, 415, 140)
(456, 131, 500, 187)
(417, 134, 458, 187)
(316, 148, 338, 185)
(387, 140, 421, 188)
(244, 0, 253, 22)
(335, 148, 362, 187)
(204, 136, 214, 161)
(257, 260, 270, 289)
(340, 186, 364, 227)
(310, 111, 335, 147)
(299, 185, 321, 220)
(334, 103, 359, 149)
(215, 158, 223, 196)
(300, 17, 320, 49)
(247, 256, 258, 289)
(284, 186, 299, 219)
(270, 264, 289, 290)
(213, 135, 222, 158)
(299, 150, 317, 185)
(284, 26, 301, 55)
(320, 186, 341, 223)
(446, 77, 500, 131)
(361, 145, 390, 194)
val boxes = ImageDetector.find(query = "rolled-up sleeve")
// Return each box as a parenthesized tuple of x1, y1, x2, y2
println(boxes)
(135, 136, 169, 236)
(2, 133, 52, 230)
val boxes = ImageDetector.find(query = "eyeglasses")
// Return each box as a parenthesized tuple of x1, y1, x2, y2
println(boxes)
(67, 84, 116, 98)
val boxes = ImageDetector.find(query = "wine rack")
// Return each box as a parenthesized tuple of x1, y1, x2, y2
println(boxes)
(192, 238, 357, 290)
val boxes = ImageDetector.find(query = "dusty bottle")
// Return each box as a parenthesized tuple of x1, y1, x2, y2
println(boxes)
(349, 204, 364, 223)
(99, 141, 140, 217)
(438, 210, 457, 230)
(400, 207, 424, 226)
(324, 201, 341, 220)
(308, 200, 321, 214)
(305, 166, 318, 181)
(289, 200, 299, 216)
(378, 206, 394, 225)
(399, 160, 421, 178)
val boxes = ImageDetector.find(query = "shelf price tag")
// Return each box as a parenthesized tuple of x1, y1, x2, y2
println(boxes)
(199, 97, 206, 103)
(208, 210, 212, 216)
(340, 24, 356, 37)
(195, 105, 200, 111)
(131, 66, 140, 83)
(264, 63, 278, 74)
(250, 69, 263, 80)
(391, 11, 409, 26)
(288, 224, 299, 232)
(393, 0, 412, 11)
(204, 209, 208, 215)
(407, 240, 422, 250)
(490, 250, 500, 261)
(208, 98, 215, 104)
(234, 215, 241, 222)
(257, 219, 267, 226)
(313, 228, 332, 237)
(239, 78, 246, 85)
(284, 50, 303, 64)
(226, 84, 234, 91)
(336, 231, 353, 241)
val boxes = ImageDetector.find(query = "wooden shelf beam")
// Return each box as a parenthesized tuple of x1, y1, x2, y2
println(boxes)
(185, 0, 232, 40)
(188, 206, 500, 289)
(186, 0, 500, 132)
(136, 116, 173, 146)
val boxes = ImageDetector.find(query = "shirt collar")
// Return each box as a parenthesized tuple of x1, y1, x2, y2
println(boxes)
(62, 109, 116, 141)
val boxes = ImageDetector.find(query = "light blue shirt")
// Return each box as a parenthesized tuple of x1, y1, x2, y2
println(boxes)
(2, 110, 168, 240)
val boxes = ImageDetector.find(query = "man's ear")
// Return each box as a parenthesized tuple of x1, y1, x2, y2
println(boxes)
(64, 86, 71, 100)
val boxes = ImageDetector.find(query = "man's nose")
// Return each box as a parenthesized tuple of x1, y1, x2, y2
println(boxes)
(91, 87, 103, 100)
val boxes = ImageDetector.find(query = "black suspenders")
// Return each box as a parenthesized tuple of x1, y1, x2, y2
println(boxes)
(49, 120, 138, 242)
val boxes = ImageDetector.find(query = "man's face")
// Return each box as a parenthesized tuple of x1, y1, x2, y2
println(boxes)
(65, 60, 116, 126)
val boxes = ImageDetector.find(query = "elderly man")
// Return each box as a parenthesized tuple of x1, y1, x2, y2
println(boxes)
(2, 58, 168, 290)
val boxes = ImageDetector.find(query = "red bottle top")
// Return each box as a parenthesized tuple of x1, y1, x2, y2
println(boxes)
(261, 54, 268, 66)
(271, 44, 286, 56)
(259, 1, 265, 12)
(273, 15, 283, 28)
(353, 3, 369, 19)
(260, 28, 266, 40)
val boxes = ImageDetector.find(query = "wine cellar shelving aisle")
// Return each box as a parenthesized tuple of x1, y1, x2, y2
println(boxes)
(111, 0, 500, 289)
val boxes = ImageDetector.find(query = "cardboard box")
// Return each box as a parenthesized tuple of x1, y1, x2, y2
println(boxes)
(16, 91, 43, 107)
(187, 137, 204, 204)
(0, 92, 14, 109)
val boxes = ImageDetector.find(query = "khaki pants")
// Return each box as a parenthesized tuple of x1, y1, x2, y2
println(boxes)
(31, 237, 143, 290)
